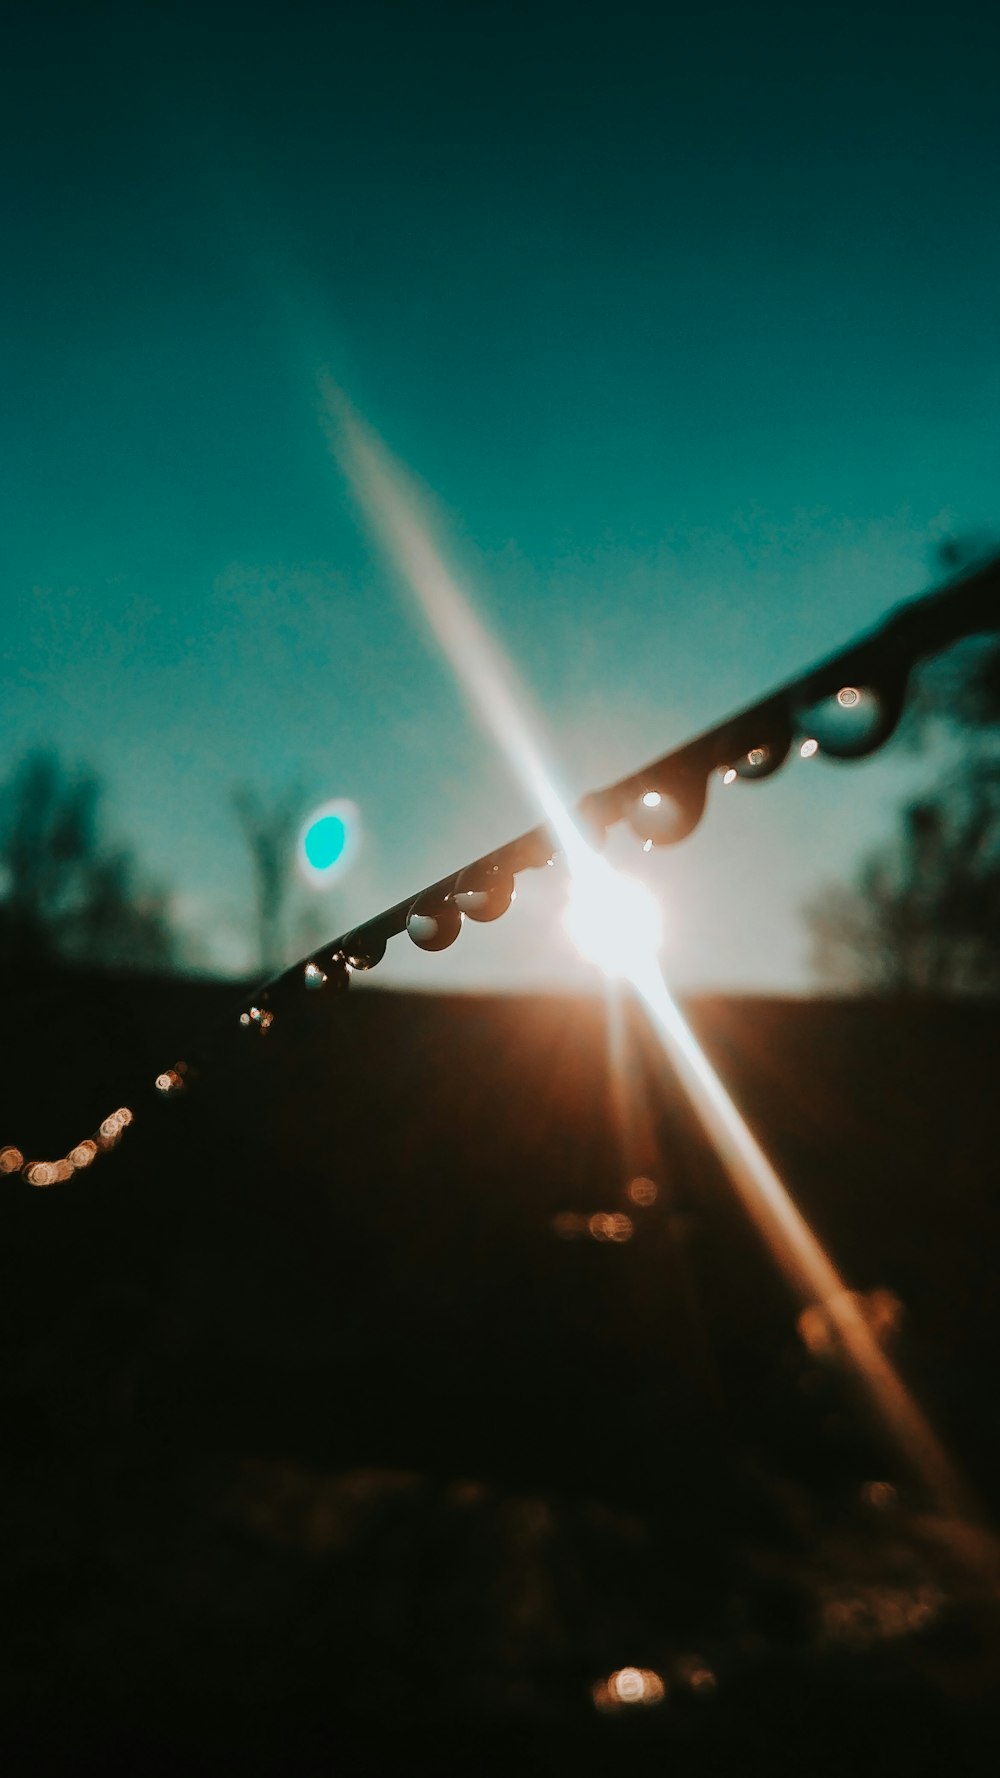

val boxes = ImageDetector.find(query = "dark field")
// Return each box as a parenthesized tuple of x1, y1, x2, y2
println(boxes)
(2, 972, 999, 1774)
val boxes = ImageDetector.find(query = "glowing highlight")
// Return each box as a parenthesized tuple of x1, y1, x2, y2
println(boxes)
(324, 387, 978, 1525)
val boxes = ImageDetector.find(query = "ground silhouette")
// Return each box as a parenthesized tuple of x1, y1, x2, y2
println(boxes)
(2, 971, 998, 1774)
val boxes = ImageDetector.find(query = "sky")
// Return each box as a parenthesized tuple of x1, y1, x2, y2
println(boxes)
(2, 0, 998, 992)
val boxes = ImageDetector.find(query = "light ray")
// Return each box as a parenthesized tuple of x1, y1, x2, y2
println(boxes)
(325, 388, 980, 1526)
(322, 381, 579, 859)
(628, 960, 968, 1514)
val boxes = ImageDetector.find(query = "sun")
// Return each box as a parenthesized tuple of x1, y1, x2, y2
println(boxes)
(562, 851, 663, 980)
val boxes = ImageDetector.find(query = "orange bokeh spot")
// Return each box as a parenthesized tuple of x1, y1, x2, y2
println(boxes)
(626, 1176, 658, 1207)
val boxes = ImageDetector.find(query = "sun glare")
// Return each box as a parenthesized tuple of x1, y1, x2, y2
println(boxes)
(326, 386, 984, 1538)
(562, 852, 663, 979)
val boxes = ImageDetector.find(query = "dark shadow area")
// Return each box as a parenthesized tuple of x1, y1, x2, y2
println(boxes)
(2, 972, 998, 1774)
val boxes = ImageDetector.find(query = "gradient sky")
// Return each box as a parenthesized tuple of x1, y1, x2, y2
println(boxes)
(3, 0, 998, 991)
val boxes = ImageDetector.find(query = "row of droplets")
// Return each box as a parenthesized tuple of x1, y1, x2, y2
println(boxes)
(4, 683, 897, 1161)
(152, 681, 895, 1094)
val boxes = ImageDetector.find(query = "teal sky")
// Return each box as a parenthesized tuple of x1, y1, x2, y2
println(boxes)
(3, 0, 998, 990)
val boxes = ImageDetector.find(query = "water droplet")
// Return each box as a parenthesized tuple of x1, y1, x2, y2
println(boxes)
(341, 930, 386, 971)
(732, 730, 791, 778)
(800, 737, 819, 758)
(723, 768, 737, 785)
(69, 1140, 98, 1168)
(304, 961, 327, 989)
(626, 779, 706, 845)
(406, 895, 463, 951)
(0, 1146, 24, 1175)
(453, 863, 514, 922)
(796, 683, 897, 758)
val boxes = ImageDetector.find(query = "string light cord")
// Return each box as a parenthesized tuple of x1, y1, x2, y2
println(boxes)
(3, 551, 997, 1185)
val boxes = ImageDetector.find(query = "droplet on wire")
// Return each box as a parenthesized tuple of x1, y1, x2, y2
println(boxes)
(626, 778, 706, 846)
(69, 1139, 98, 1168)
(453, 862, 514, 922)
(406, 894, 463, 952)
(733, 731, 791, 779)
(0, 1146, 24, 1175)
(341, 930, 386, 971)
(156, 1069, 185, 1096)
(795, 682, 894, 758)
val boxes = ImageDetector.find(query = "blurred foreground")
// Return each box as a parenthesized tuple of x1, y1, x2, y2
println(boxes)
(2, 972, 999, 1774)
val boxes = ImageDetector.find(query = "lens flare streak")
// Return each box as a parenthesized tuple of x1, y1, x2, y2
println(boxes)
(626, 959, 967, 1514)
(326, 389, 976, 1523)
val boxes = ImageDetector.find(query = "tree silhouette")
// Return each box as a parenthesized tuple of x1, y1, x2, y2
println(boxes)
(808, 766, 1000, 994)
(808, 616, 1000, 995)
(0, 751, 175, 970)
(232, 785, 302, 974)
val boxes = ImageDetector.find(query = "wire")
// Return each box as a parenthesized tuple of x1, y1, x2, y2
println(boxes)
(4, 553, 998, 1183)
